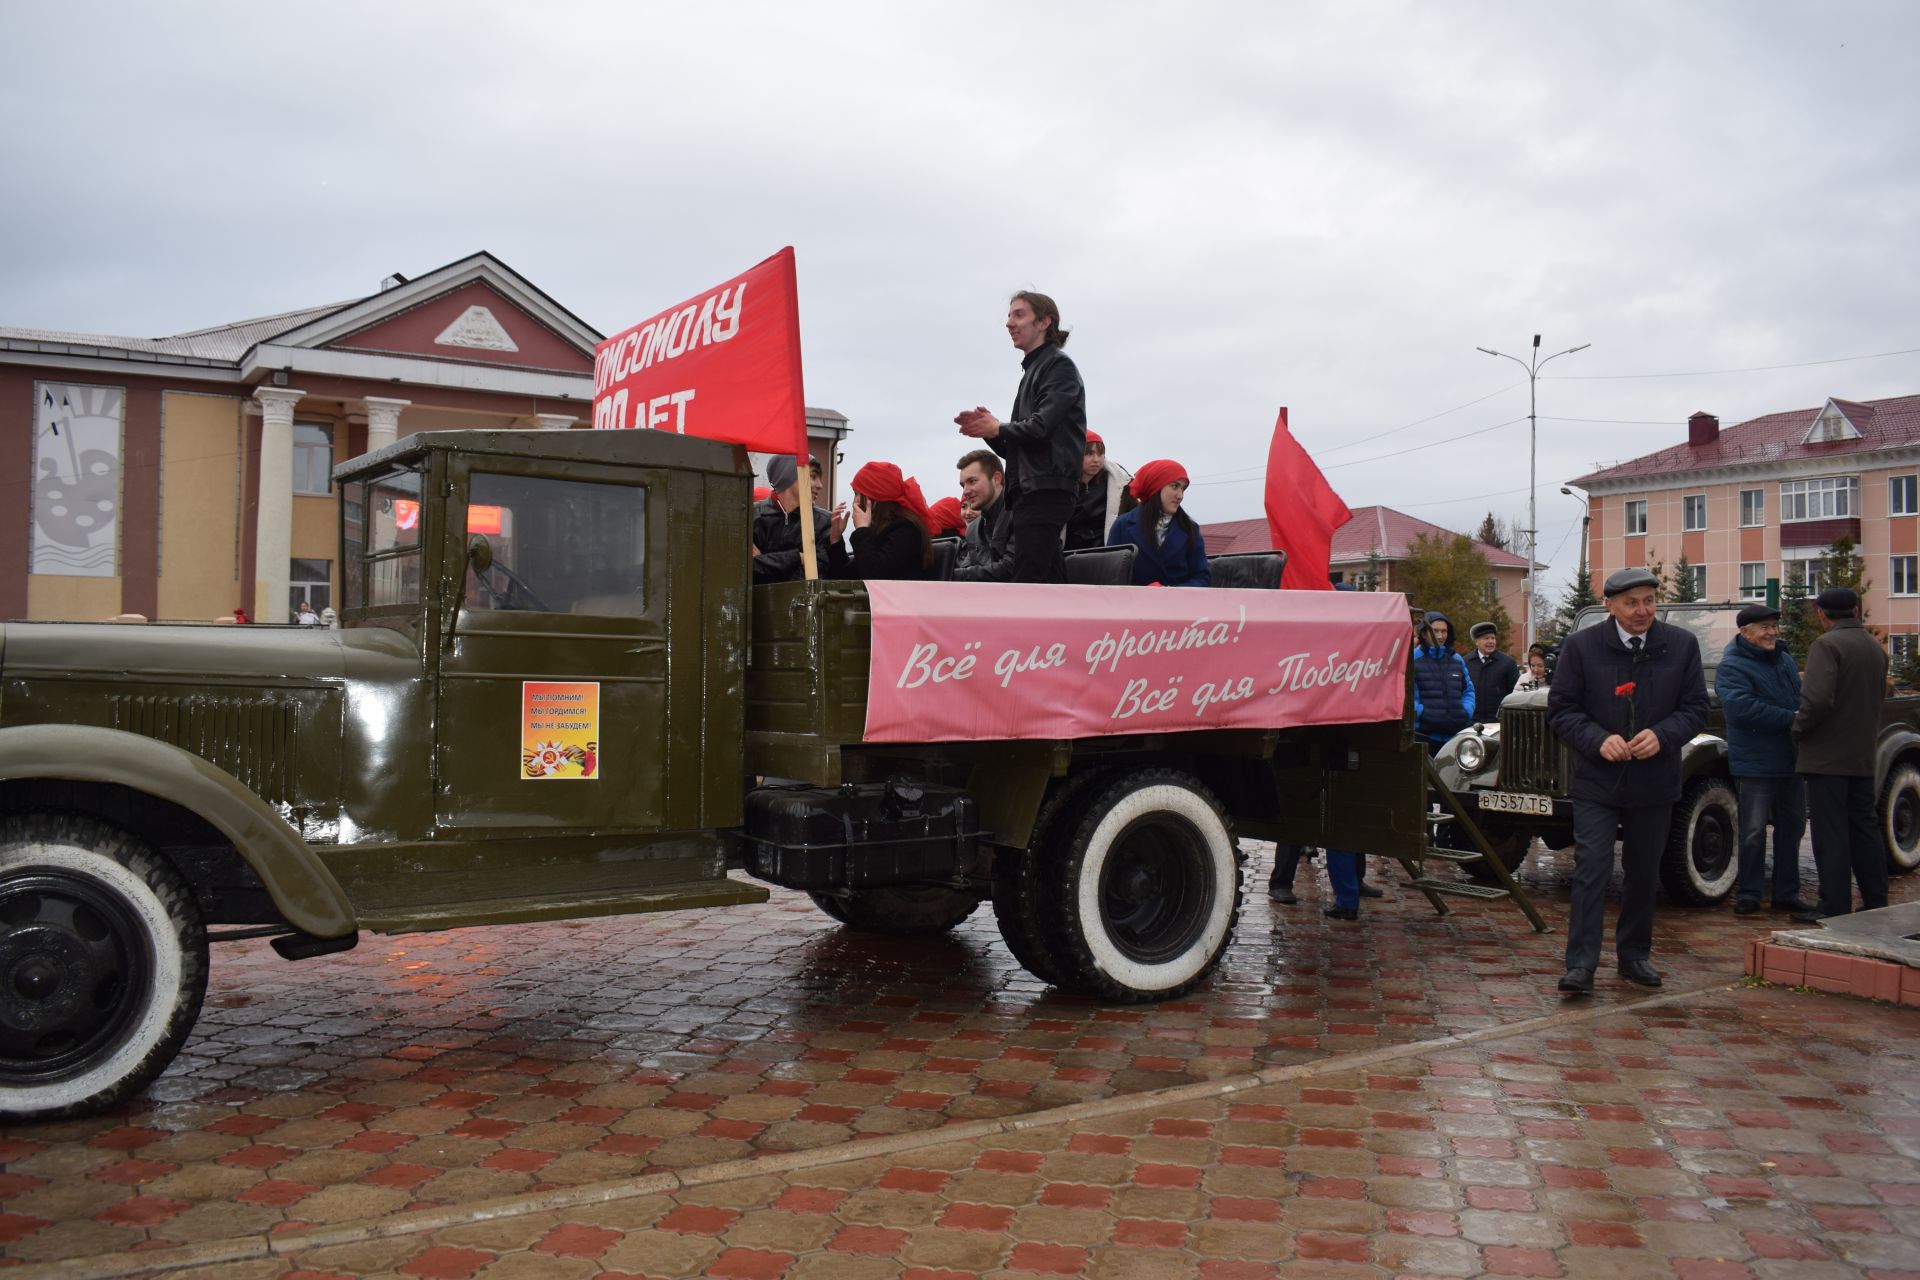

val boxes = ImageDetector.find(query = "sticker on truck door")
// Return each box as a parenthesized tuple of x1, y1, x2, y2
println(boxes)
(521, 681, 600, 779)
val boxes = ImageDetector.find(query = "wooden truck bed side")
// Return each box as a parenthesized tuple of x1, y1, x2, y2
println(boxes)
(745, 579, 871, 784)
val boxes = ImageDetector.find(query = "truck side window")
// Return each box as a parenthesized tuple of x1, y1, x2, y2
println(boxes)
(464, 473, 647, 617)
(345, 469, 426, 608)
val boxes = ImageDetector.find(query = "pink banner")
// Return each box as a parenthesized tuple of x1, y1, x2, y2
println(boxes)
(862, 582, 1410, 743)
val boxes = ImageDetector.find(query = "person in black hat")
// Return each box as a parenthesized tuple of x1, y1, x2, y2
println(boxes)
(1547, 567, 1709, 995)
(752, 454, 848, 584)
(1715, 603, 1817, 920)
(1794, 585, 1890, 918)
(1465, 621, 1519, 725)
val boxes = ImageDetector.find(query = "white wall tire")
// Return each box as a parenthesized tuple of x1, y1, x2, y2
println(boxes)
(1659, 776, 1740, 906)
(1046, 770, 1240, 1002)
(1879, 762, 1920, 875)
(0, 816, 207, 1121)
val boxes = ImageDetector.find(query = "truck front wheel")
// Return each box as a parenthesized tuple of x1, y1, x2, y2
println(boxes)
(1878, 762, 1920, 876)
(1659, 776, 1740, 905)
(0, 816, 208, 1121)
(1043, 770, 1240, 1003)
(806, 886, 982, 935)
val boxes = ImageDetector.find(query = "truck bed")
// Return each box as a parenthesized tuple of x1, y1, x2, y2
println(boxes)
(746, 579, 871, 784)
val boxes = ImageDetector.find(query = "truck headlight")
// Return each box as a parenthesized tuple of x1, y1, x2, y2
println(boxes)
(1457, 735, 1487, 773)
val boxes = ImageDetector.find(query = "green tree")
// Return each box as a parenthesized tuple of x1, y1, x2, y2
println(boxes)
(1474, 512, 1509, 552)
(1552, 547, 1602, 638)
(1350, 548, 1385, 592)
(1670, 553, 1700, 603)
(1399, 532, 1514, 650)
(1823, 535, 1869, 614)
(1779, 563, 1818, 660)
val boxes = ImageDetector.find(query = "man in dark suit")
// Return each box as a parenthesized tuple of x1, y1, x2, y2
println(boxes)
(1547, 568, 1710, 995)
(1794, 585, 1891, 918)
(1465, 621, 1520, 724)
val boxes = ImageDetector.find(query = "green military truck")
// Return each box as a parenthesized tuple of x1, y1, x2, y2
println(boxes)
(0, 428, 1469, 1122)
(1435, 601, 1920, 902)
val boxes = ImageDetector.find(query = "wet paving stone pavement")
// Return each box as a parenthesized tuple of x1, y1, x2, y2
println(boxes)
(4, 841, 1919, 1277)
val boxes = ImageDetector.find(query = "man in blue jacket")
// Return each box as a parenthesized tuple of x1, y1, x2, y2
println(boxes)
(1548, 568, 1709, 995)
(1714, 604, 1817, 920)
(1412, 611, 1475, 751)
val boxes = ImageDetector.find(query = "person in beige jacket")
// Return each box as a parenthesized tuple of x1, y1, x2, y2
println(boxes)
(1792, 586, 1890, 918)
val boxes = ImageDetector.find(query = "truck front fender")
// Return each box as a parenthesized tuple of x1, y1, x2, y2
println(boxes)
(1877, 726, 1920, 788)
(1680, 734, 1729, 780)
(0, 724, 355, 938)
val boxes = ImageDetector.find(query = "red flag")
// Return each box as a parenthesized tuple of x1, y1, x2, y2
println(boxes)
(591, 247, 806, 456)
(1263, 408, 1352, 590)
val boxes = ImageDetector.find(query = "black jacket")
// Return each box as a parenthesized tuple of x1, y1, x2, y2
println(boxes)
(1794, 617, 1887, 775)
(1465, 648, 1520, 721)
(840, 518, 932, 581)
(990, 344, 1086, 502)
(1547, 617, 1708, 807)
(751, 498, 848, 584)
(954, 494, 1014, 582)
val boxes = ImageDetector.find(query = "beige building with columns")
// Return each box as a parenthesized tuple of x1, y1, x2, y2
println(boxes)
(1, 252, 851, 623)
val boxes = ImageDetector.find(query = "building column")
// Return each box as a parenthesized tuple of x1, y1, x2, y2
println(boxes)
(363, 396, 411, 453)
(252, 387, 305, 624)
(533, 413, 577, 431)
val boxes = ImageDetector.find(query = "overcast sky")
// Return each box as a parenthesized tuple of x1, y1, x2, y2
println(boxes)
(4, 1, 1916, 595)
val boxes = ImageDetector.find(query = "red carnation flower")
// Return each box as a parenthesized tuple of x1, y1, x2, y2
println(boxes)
(1614, 681, 1636, 697)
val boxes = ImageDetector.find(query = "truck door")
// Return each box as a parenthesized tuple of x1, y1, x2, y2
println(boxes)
(432, 458, 670, 833)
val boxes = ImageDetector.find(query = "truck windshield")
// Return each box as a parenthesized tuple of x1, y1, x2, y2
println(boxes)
(463, 472, 648, 617)
(1573, 604, 1739, 665)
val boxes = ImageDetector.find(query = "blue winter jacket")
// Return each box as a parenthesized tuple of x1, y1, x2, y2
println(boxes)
(1410, 611, 1475, 743)
(1107, 507, 1211, 587)
(1714, 634, 1801, 778)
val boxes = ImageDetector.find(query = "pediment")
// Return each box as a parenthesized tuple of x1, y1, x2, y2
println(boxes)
(1803, 397, 1867, 445)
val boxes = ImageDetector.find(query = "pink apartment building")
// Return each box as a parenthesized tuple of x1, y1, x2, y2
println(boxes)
(1568, 393, 1920, 658)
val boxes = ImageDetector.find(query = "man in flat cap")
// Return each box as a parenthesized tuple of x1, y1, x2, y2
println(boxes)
(1547, 568, 1709, 995)
(1794, 585, 1890, 918)
(1465, 621, 1519, 726)
(1715, 604, 1817, 920)
(752, 454, 848, 584)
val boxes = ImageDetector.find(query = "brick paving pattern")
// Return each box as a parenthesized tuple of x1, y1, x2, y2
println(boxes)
(3, 841, 1917, 1277)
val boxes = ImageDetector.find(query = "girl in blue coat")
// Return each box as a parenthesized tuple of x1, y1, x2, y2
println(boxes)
(1107, 459, 1210, 587)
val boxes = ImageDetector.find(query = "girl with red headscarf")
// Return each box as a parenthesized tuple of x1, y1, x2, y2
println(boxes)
(829, 462, 935, 579)
(1106, 459, 1210, 587)
(926, 496, 968, 539)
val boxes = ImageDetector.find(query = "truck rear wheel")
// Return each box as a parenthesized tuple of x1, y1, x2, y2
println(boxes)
(991, 772, 1108, 986)
(1041, 770, 1240, 1003)
(1878, 762, 1920, 876)
(0, 816, 208, 1121)
(1659, 776, 1739, 905)
(806, 885, 982, 935)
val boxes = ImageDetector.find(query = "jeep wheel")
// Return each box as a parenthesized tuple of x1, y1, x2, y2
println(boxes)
(1041, 769, 1241, 1003)
(1879, 762, 1920, 876)
(991, 771, 1108, 987)
(1452, 818, 1531, 885)
(807, 885, 982, 935)
(1659, 776, 1740, 906)
(0, 816, 207, 1121)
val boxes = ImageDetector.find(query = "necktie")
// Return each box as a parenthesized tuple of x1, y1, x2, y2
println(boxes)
(1629, 636, 1643, 656)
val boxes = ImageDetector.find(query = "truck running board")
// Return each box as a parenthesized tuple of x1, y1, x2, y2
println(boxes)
(1366, 756, 1552, 934)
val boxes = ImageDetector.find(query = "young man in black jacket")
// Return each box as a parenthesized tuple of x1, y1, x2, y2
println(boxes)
(955, 291, 1087, 584)
(751, 454, 848, 584)
(954, 450, 1014, 582)
(1547, 568, 1709, 996)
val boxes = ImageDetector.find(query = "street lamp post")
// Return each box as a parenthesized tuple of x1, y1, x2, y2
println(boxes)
(1477, 335, 1590, 651)
(1560, 484, 1591, 608)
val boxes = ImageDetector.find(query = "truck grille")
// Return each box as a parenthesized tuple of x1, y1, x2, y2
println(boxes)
(110, 694, 297, 807)
(1498, 706, 1568, 794)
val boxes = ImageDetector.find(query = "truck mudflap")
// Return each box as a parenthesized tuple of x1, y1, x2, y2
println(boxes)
(738, 779, 980, 890)
(0, 724, 356, 938)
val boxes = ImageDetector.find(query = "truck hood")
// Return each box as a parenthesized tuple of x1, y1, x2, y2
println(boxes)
(0, 621, 413, 685)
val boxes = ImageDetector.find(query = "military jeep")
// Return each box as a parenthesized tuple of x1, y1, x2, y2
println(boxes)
(2, 427, 1462, 1121)
(1435, 601, 1920, 903)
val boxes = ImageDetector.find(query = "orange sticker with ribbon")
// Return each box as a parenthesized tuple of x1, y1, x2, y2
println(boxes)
(521, 681, 600, 780)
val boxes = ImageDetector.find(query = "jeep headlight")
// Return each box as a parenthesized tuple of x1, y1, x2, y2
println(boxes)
(1457, 735, 1488, 773)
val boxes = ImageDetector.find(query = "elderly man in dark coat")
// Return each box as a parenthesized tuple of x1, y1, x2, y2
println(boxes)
(1547, 568, 1710, 995)
(1715, 603, 1817, 920)
(1794, 585, 1890, 918)
(1464, 621, 1520, 724)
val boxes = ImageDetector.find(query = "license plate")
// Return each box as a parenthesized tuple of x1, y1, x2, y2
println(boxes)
(1478, 790, 1552, 817)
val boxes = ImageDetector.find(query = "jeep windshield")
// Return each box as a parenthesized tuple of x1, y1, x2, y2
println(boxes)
(1573, 603, 1740, 667)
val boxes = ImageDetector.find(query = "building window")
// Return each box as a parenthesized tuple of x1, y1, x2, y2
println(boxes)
(1624, 500, 1648, 535)
(293, 423, 334, 496)
(1485, 577, 1498, 602)
(1895, 556, 1920, 597)
(1894, 475, 1919, 517)
(1682, 564, 1706, 597)
(1783, 551, 1827, 594)
(1780, 475, 1858, 522)
(1682, 494, 1707, 531)
(1740, 562, 1767, 601)
(1739, 489, 1764, 527)
(290, 558, 332, 613)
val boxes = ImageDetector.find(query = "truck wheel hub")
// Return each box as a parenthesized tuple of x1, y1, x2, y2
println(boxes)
(0, 875, 145, 1073)
(1099, 818, 1212, 964)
